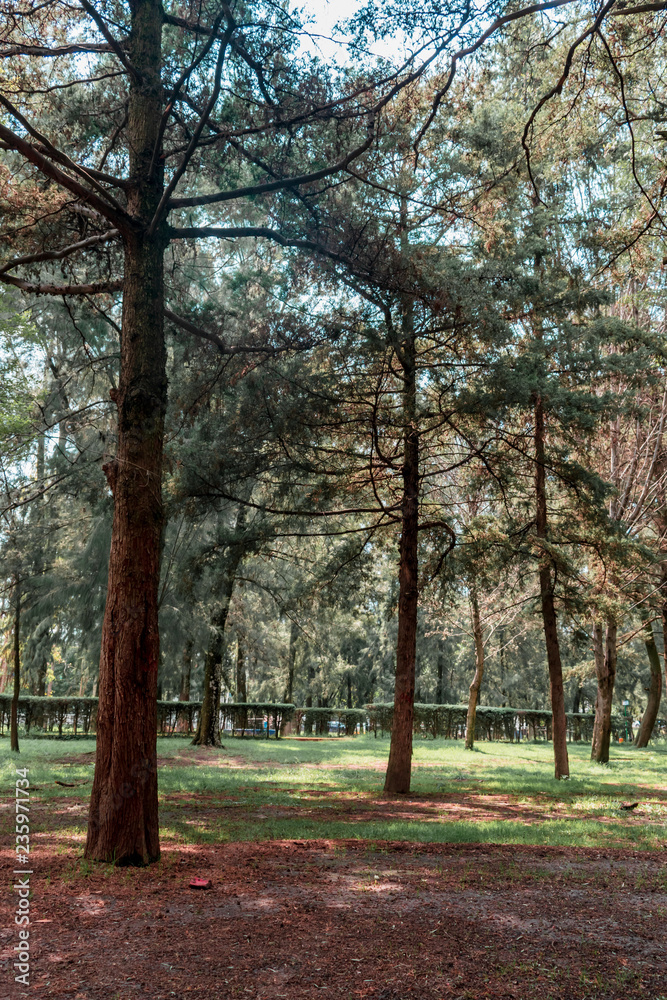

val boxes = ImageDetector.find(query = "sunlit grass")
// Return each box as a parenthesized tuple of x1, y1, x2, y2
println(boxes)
(1, 733, 666, 850)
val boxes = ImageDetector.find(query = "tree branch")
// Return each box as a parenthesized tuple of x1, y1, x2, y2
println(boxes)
(0, 275, 122, 295)
(612, 1, 667, 12)
(148, 22, 233, 234)
(78, 0, 140, 81)
(169, 225, 350, 269)
(414, 0, 580, 153)
(0, 94, 130, 205)
(0, 122, 131, 232)
(167, 124, 376, 209)
(164, 307, 308, 355)
(0, 231, 120, 276)
(0, 43, 116, 58)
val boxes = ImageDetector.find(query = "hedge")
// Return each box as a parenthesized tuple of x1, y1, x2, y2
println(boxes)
(0, 696, 295, 738)
(365, 703, 628, 742)
(292, 707, 367, 736)
(0, 695, 638, 743)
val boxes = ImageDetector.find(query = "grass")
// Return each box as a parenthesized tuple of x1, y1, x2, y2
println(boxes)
(1, 733, 666, 851)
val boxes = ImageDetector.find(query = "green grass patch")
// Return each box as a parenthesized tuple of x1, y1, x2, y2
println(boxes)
(1, 734, 666, 850)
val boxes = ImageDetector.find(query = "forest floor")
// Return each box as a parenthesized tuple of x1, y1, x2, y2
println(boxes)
(1, 737, 666, 999)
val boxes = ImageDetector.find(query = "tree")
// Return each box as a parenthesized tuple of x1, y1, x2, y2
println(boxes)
(2, 0, 665, 858)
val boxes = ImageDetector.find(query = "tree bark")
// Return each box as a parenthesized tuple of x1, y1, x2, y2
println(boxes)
(384, 302, 419, 795)
(590, 622, 604, 758)
(534, 395, 569, 779)
(179, 638, 193, 702)
(85, 0, 167, 865)
(193, 603, 230, 747)
(236, 630, 248, 732)
(285, 620, 298, 705)
(436, 641, 444, 704)
(10, 581, 21, 753)
(591, 620, 617, 763)
(192, 510, 246, 746)
(662, 566, 667, 727)
(465, 587, 484, 750)
(635, 619, 662, 747)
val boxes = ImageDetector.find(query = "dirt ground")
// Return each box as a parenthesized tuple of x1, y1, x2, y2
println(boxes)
(2, 839, 666, 1000)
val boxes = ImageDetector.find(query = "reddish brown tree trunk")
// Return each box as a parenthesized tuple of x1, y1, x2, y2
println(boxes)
(635, 619, 662, 747)
(662, 567, 667, 724)
(534, 395, 569, 779)
(591, 620, 617, 763)
(465, 587, 484, 751)
(384, 310, 418, 795)
(590, 622, 604, 757)
(85, 0, 167, 865)
(10, 581, 21, 753)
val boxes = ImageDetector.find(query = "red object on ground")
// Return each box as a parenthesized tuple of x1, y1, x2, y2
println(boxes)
(189, 877, 213, 889)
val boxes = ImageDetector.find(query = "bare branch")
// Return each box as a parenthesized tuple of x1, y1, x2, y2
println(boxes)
(148, 22, 234, 233)
(0, 92, 129, 203)
(414, 0, 580, 154)
(0, 122, 131, 232)
(0, 275, 122, 295)
(167, 124, 376, 209)
(521, 0, 617, 200)
(0, 230, 120, 276)
(0, 43, 116, 58)
(612, 1, 667, 12)
(164, 306, 308, 355)
(169, 225, 352, 270)
(78, 0, 140, 80)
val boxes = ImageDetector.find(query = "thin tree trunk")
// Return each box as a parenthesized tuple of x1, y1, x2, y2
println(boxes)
(179, 638, 193, 701)
(465, 588, 484, 751)
(10, 582, 21, 753)
(193, 608, 227, 746)
(85, 0, 167, 865)
(635, 619, 662, 747)
(236, 631, 247, 732)
(534, 394, 569, 779)
(591, 620, 617, 763)
(281, 621, 298, 734)
(591, 622, 604, 758)
(436, 641, 444, 704)
(384, 302, 419, 795)
(662, 566, 667, 727)
(192, 508, 246, 746)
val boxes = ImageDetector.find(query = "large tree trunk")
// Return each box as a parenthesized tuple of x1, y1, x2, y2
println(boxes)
(465, 587, 484, 750)
(591, 620, 617, 763)
(534, 395, 569, 779)
(384, 306, 419, 795)
(10, 582, 21, 753)
(85, 0, 167, 865)
(635, 619, 662, 747)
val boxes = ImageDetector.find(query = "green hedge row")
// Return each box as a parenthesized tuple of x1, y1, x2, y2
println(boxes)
(292, 707, 367, 736)
(0, 695, 634, 743)
(365, 703, 628, 742)
(0, 696, 296, 738)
